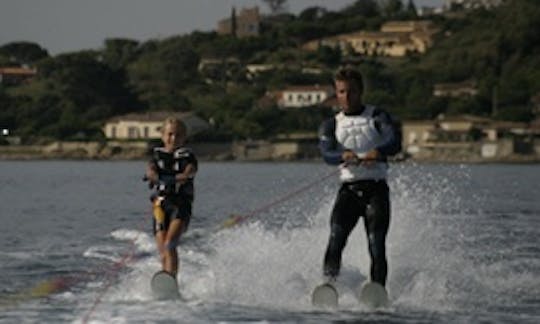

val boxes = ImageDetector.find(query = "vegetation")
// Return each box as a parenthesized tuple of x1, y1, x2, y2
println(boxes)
(1, 0, 539, 142)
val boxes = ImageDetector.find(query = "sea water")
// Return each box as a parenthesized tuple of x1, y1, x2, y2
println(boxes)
(0, 161, 538, 323)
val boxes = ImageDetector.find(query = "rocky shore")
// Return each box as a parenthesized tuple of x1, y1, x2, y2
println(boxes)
(1, 140, 539, 163)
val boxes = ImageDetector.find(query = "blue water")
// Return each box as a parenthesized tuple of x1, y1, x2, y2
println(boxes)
(0, 161, 539, 323)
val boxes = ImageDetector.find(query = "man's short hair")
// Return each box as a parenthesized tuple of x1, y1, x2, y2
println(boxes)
(334, 68, 364, 94)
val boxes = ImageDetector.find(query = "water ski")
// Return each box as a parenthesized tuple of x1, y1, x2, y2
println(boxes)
(311, 282, 338, 309)
(357, 281, 388, 309)
(150, 271, 179, 300)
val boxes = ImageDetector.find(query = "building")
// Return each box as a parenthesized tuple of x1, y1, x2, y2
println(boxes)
(401, 114, 533, 160)
(103, 111, 209, 140)
(433, 80, 478, 97)
(301, 20, 438, 57)
(217, 7, 261, 38)
(444, 0, 502, 10)
(260, 85, 334, 109)
(0, 66, 37, 85)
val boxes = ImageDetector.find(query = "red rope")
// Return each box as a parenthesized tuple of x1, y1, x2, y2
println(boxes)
(81, 211, 148, 324)
(219, 167, 340, 229)
(82, 165, 341, 321)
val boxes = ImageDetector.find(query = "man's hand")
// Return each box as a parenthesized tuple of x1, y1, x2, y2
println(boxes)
(361, 149, 380, 167)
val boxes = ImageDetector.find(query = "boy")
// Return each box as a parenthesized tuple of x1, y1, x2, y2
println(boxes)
(145, 117, 197, 277)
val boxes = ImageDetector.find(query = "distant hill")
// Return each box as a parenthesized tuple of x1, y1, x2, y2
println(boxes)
(1, 0, 539, 142)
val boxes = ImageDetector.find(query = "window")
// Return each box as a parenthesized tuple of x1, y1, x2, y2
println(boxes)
(128, 127, 139, 139)
(111, 126, 116, 138)
(144, 127, 149, 138)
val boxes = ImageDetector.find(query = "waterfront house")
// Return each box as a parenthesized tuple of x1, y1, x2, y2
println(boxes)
(103, 111, 209, 140)
(0, 66, 37, 85)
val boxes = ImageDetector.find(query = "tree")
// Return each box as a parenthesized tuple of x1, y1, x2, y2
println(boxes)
(406, 0, 418, 18)
(343, 0, 380, 18)
(102, 38, 139, 70)
(262, 0, 288, 15)
(298, 6, 327, 22)
(379, 0, 403, 17)
(0, 42, 49, 64)
(127, 37, 199, 109)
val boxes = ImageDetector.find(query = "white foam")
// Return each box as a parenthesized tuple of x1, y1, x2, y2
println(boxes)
(111, 229, 154, 253)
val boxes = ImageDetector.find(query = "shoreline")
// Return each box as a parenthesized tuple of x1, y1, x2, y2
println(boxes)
(1, 140, 539, 164)
(1, 154, 539, 164)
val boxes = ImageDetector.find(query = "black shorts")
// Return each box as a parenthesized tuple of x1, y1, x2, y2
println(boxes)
(151, 195, 192, 235)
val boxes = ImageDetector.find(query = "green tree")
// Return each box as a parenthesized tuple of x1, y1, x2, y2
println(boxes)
(262, 0, 288, 14)
(0, 42, 49, 64)
(128, 37, 199, 109)
(102, 38, 139, 70)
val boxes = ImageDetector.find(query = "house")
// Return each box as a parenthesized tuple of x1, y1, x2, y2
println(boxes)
(401, 120, 438, 154)
(433, 80, 478, 97)
(444, 0, 502, 10)
(0, 66, 37, 85)
(261, 85, 334, 109)
(102, 112, 210, 140)
(301, 20, 438, 57)
(401, 115, 534, 160)
(217, 7, 261, 38)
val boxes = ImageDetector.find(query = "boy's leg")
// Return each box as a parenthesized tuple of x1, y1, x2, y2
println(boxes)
(163, 219, 184, 276)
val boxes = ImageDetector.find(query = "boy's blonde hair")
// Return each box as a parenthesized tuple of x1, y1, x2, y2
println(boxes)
(162, 117, 187, 136)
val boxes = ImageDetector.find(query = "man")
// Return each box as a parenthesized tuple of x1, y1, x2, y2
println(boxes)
(318, 67, 401, 287)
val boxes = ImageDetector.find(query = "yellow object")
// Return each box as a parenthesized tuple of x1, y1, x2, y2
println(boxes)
(153, 198, 165, 223)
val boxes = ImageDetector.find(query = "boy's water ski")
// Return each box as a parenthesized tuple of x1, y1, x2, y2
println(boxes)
(150, 270, 180, 300)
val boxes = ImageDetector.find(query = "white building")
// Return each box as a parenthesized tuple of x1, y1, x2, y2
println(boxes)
(276, 85, 334, 108)
(103, 111, 209, 140)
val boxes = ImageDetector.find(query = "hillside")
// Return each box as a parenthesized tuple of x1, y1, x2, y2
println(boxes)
(0, 0, 539, 142)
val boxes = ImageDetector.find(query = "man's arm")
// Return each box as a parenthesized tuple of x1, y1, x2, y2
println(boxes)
(318, 118, 344, 165)
(373, 109, 402, 157)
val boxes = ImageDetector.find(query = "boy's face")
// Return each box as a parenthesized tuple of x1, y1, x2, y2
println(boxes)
(161, 122, 185, 151)
(335, 79, 362, 114)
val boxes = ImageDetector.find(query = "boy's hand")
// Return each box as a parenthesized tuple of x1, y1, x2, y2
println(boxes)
(175, 173, 190, 184)
(175, 163, 196, 184)
(145, 165, 159, 184)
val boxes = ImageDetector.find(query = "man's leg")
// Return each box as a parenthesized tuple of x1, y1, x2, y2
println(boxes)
(364, 182, 390, 286)
(323, 186, 362, 279)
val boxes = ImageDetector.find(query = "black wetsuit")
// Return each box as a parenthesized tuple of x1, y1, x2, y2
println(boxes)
(318, 105, 401, 286)
(149, 146, 197, 234)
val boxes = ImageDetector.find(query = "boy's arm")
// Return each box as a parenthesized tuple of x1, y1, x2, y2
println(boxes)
(176, 149, 198, 184)
(145, 160, 159, 184)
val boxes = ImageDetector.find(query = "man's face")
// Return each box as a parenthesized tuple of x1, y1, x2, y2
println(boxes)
(335, 79, 362, 113)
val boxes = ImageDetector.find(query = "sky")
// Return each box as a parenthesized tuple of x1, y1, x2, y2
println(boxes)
(0, 0, 445, 55)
